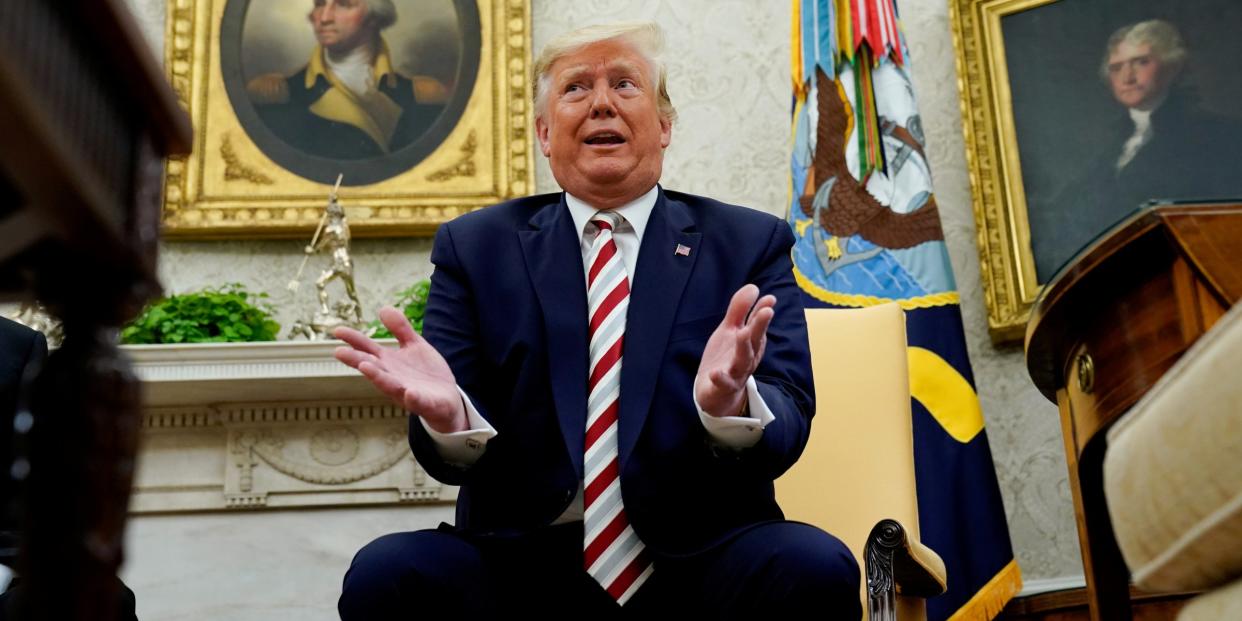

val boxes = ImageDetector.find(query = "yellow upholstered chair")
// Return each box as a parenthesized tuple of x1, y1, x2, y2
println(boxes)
(776, 304, 947, 621)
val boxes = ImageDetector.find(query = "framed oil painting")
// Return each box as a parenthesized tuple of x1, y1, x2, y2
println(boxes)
(951, 0, 1242, 341)
(162, 0, 534, 238)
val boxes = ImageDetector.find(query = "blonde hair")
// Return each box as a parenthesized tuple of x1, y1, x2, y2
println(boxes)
(532, 22, 677, 124)
(1100, 19, 1187, 80)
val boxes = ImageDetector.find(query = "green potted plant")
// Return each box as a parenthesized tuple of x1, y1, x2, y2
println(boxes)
(121, 283, 281, 344)
(368, 280, 430, 338)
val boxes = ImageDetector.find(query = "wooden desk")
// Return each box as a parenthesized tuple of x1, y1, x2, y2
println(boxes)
(1025, 203, 1242, 620)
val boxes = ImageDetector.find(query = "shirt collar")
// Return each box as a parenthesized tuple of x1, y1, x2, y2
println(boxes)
(1128, 105, 1154, 131)
(1128, 90, 1168, 126)
(565, 185, 659, 242)
(305, 39, 397, 90)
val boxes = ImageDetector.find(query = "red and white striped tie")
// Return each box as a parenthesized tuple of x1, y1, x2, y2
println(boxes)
(583, 211, 652, 605)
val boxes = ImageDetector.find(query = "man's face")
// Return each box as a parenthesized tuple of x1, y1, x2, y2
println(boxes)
(310, 0, 371, 54)
(1107, 40, 1176, 110)
(536, 38, 672, 207)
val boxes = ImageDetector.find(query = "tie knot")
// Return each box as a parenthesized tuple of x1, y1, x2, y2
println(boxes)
(591, 211, 623, 233)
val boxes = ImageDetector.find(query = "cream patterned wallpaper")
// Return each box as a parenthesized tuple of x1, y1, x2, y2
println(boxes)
(125, 0, 1080, 581)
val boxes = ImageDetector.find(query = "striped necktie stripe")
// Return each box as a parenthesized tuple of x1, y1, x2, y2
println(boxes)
(583, 211, 652, 605)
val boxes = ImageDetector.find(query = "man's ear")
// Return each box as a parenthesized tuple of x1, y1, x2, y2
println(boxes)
(535, 116, 552, 157)
(659, 116, 672, 149)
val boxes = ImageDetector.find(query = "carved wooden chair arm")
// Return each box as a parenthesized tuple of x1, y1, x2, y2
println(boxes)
(865, 518, 948, 621)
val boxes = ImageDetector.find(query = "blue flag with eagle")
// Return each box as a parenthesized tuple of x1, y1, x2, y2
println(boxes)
(789, 1, 1021, 618)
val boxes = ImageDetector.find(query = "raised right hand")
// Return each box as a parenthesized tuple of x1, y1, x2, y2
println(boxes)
(333, 306, 467, 433)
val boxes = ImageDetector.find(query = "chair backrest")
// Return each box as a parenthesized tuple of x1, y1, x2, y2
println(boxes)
(775, 304, 924, 620)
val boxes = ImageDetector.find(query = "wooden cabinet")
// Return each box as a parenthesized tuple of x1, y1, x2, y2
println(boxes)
(1025, 203, 1242, 621)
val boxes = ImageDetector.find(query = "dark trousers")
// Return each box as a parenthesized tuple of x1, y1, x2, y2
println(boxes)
(339, 520, 861, 620)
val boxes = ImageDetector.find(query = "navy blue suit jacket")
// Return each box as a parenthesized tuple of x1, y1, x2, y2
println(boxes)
(0, 318, 46, 542)
(409, 188, 814, 555)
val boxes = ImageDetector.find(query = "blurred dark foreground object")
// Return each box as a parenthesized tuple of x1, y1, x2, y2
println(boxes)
(0, 0, 190, 618)
(0, 318, 140, 621)
(0, 577, 138, 621)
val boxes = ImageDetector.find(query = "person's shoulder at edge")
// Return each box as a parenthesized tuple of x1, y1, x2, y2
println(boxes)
(246, 69, 302, 106)
(441, 190, 787, 243)
(1152, 89, 1241, 133)
(0, 317, 37, 344)
(246, 67, 449, 107)
(660, 189, 782, 222)
(0, 317, 43, 384)
(438, 192, 564, 235)
(660, 189, 790, 245)
(409, 75, 450, 105)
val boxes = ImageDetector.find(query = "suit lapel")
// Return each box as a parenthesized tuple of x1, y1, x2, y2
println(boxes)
(619, 190, 701, 472)
(519, 195, 590, 479)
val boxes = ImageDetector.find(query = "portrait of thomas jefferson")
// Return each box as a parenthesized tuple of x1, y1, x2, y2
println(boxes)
(219, 0, 481, 184)
(1002, 1, 1242, 280)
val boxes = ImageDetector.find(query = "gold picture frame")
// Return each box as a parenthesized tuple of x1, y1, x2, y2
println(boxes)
(951, 0, 1242, 342)
(950, 0, 1052, 343)
(161, 0, 533, 239)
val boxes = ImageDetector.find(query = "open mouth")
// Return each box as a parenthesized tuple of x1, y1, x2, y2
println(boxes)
(584, 132, 625, 146)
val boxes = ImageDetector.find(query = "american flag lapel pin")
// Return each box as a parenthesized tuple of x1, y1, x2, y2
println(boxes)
(674, 243, 692, 257)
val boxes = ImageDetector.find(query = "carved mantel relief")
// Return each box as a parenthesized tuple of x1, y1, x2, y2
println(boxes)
(126, 341, 453, 513)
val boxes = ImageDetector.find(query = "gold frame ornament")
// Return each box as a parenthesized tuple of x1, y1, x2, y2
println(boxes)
(950, 0, 1055, 343)
(161, 0, 533, 239)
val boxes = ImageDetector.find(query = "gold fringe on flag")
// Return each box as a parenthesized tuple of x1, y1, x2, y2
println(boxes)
(791, 0, 806, 99)
(794, 265, 961, 310)
(946, 560, 1024, 621)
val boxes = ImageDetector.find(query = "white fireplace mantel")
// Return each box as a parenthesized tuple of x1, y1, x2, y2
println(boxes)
(123, 339, 454, 513)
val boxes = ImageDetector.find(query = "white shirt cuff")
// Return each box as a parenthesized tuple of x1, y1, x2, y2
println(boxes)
(419, 386, 497, 467)
(695, 376, 775, 449)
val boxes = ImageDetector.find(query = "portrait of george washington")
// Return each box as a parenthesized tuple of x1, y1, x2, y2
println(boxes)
(219, 0, 482, 185)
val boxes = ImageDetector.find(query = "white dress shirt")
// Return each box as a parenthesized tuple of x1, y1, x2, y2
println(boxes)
(1117, 106, 1154, 172)
(323, 41, 377, 96)
(1115, 91, 1170, 172)
(421, 186, 775, 522)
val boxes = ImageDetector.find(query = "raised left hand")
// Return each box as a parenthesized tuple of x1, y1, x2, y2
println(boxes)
(694, 284, 776, 417)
